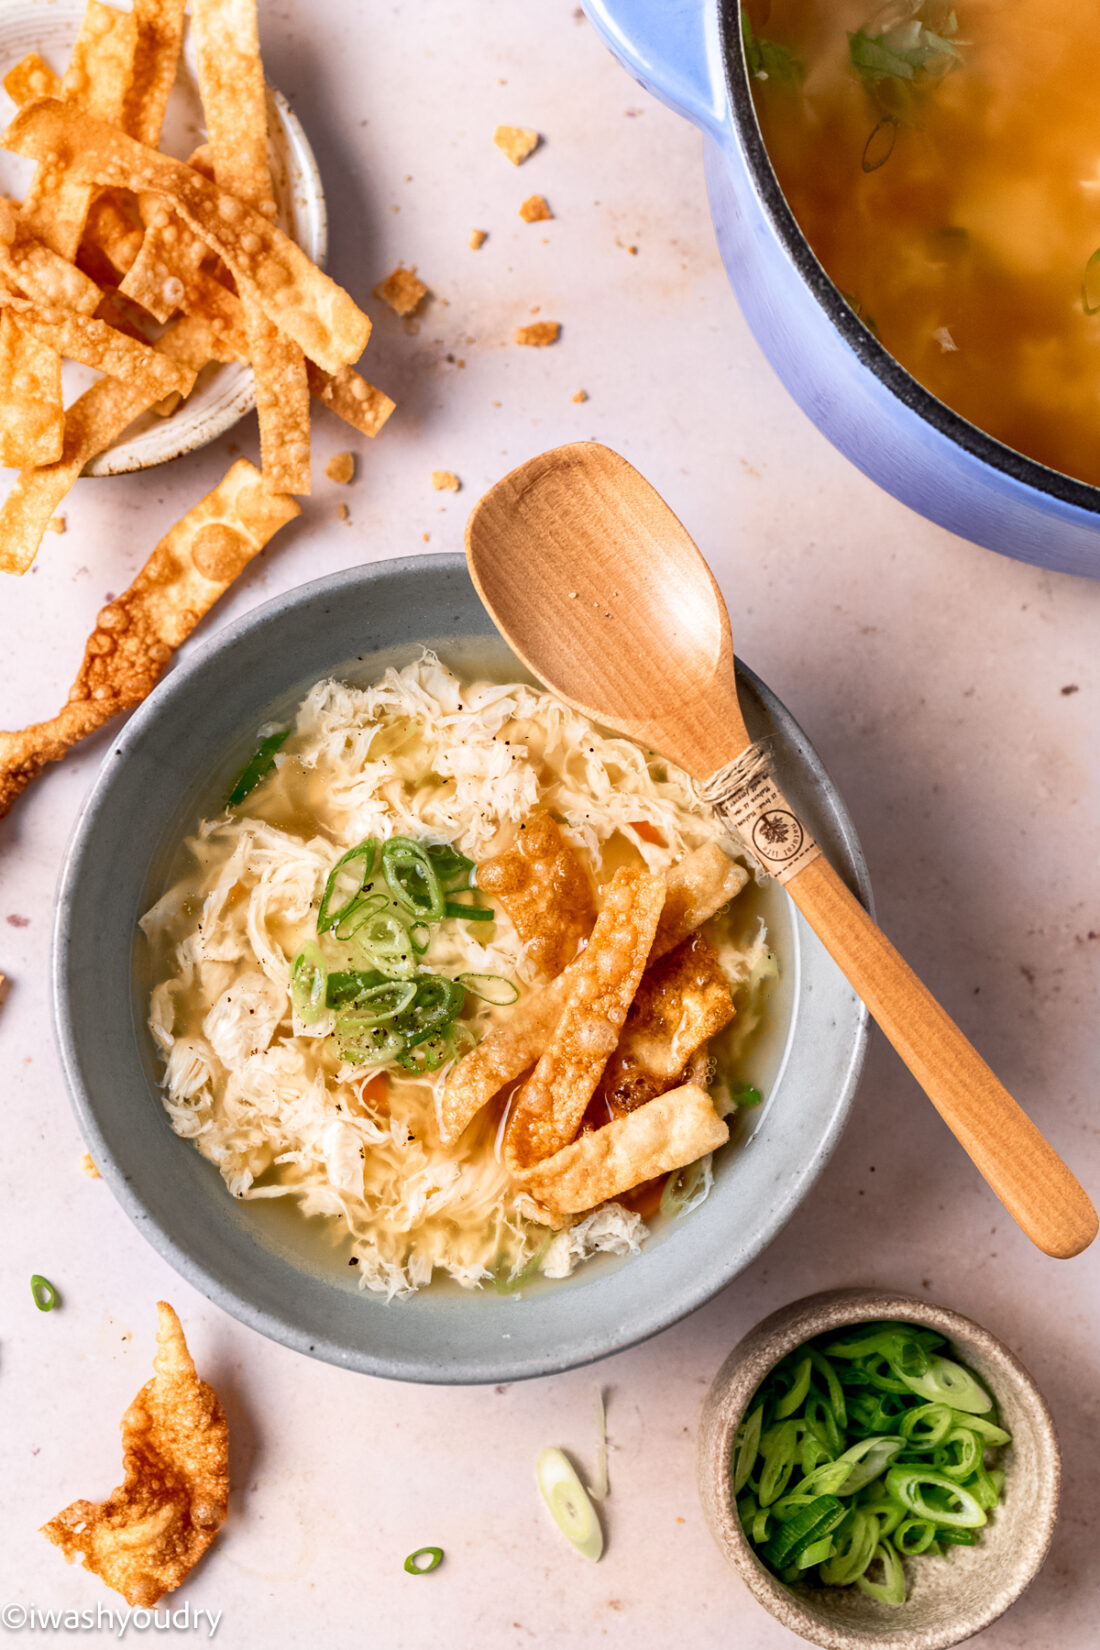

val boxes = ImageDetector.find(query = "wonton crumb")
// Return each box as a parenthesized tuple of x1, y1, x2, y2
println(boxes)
(494, 125, 539, 165)
(572, 389, 588, 403)
(431, 470, 461, 492)
(469, 228, 487, 250)
(81, 1151, 101, 1178)
(324, 451, 355, 485)
(373, 266, 427, 317)
(338, 502, 350, 523)
(45, 516, 66, 534)
(515, 321, 560, 347)
(519, 194, 552, 223)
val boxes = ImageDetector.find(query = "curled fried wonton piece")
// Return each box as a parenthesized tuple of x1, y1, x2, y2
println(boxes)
(517, 1083, 729, 1224)
(42, 1302, 228, 1606)
(0, 459, 299, 817)
(593, 931, 735, 1118)
(438, 843, 746, 1145)
(477, 809, 597, 978)
(504, 867, 665, 1170)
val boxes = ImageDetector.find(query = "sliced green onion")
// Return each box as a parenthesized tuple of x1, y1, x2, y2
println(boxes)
(895, 1517, 937, 1556)
(444, 894, 495, 922)
(820, 1509, 879, 1586)
(457, 972, 519, 1006)
(896, 1354, 992, 1415)
(732, 1404, 765, 1497)
(762, 1496, 845, 1569)
(884, 1466, 987, 1530)
(774, 1355, 813, 1419)
(332, 891, 388, 942)
(855, 1540, 906, 1605)
(731, 1081, 764, 1108)
(31, 1273, 58, 1311)
(227, 728, 290, 807)
(536, 1447, 603, 1562)
(290, 943, 329, 1025)
(898, 1402, 954, 1450)
(317, 840, 378, 934)
(409, 921, 433, 955)
(382, 837, 445, 922)
(336, 1020, 407, 1067)
(327, 968, 387, 1007)
(659, 1155, 710, 1218)
(336, 979, 418, 1025)
(403, 1546, 443, 1574)
(426, 842, 475, 888)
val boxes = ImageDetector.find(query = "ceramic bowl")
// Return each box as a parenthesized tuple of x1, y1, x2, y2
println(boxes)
(584, 0, 1100, 579)
(0, 0, 326, 475)
(698, 1287, 1061, 1650)
(53, 553, 871, 1384)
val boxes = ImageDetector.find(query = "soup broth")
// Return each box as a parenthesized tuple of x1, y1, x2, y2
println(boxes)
(745, 0, 1100, 486)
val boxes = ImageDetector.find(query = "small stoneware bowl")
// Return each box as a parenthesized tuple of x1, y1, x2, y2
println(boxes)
(698, 1288, 1060, 1650)
(0, 0, 327, 475)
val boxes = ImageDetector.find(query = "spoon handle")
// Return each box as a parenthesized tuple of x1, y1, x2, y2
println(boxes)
(785, 854, 1097, 1259)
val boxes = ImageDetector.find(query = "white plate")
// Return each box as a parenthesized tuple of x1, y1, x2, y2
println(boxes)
(0, 0, 327, 475)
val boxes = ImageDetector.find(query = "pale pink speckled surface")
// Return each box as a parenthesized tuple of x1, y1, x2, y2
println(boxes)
(1, 3, 1098, 1647)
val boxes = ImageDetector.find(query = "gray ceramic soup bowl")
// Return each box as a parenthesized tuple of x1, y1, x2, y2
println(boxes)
(53, 554, 871, 1384)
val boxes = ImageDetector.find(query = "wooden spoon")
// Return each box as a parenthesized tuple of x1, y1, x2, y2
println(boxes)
(466, 441, 1097, 1259)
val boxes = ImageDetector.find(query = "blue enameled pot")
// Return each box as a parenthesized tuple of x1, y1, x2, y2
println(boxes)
(585, 0, 1100, 579)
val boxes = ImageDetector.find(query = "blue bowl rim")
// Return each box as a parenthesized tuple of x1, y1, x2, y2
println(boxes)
(51, 552, 872, 1383)
(717, 0, 1100, 520)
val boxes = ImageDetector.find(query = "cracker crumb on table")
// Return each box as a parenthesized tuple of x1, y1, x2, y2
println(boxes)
(493, 125, 539, 165)
(515, 321, 560, 347)
(431, 470, 461, 492)
(468, 228, 487, 250)
(324, 451, 355, 485)
(519, 194, 552, 223)
(572, 389, 588, 403)
(373, 265, 427, 317)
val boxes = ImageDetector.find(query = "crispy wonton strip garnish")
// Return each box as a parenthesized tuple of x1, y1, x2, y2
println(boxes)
(517, 1084, 729, 1224)
(123, 0, 188, 146)
(594, 931, 735, 1117)
(20, 2, 139, 260)
(77, 188, 144, 283)
(305, 361, 396, 437)
(438, 844, 747, 1145)
(0, 200, 101, 315)
(0, 307, 63, 467)
(478, 810, 597, 979)
(504, 867, 665, 1170)
(0, 460, 299, 817)
(192, 0, 310, 492)
(42, 1303, 228, 1607)
(0, 308, 245, 576)
(650, 840, 749, 960)
(3, 53, 62, 105)
(4, 101, 371, 374)
(0, 294, 191, 397)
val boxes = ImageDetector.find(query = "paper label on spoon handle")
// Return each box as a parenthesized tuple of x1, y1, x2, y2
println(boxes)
(698, 745, 821, 886)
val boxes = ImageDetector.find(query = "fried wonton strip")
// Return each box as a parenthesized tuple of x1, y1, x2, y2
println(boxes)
(191, 0, 310, 492)
(438, 844, 747, 1145)
(594, 932, 735, 1117)
(0, 308, 242, 576)
(20, 3, 139, 260)
(3, 53, 62, 105)
(0, 295, 191, 396)
(42, 1303, 228, 1607)
(518, 1084, 729, 1224)
(123, 0, 187, 147)
(77, 188, 144, 282)
(120, 146, 216, 323)
(0, 307, 63, 467)
(0, 460, 299, 817)
(478, 810, 597, 979)
(504, 868, 666, 1170)
(0, 200, 101, 314)
(4, 102, 371, 374)
(650, 841, 749, 961)
(305, 361, 395, 437)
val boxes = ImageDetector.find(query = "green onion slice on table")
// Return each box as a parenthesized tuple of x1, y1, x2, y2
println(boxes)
(403, 1546, 443, 1574)
(31, 1274, 58, 1311)
(536, 1447, 603, 1562)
